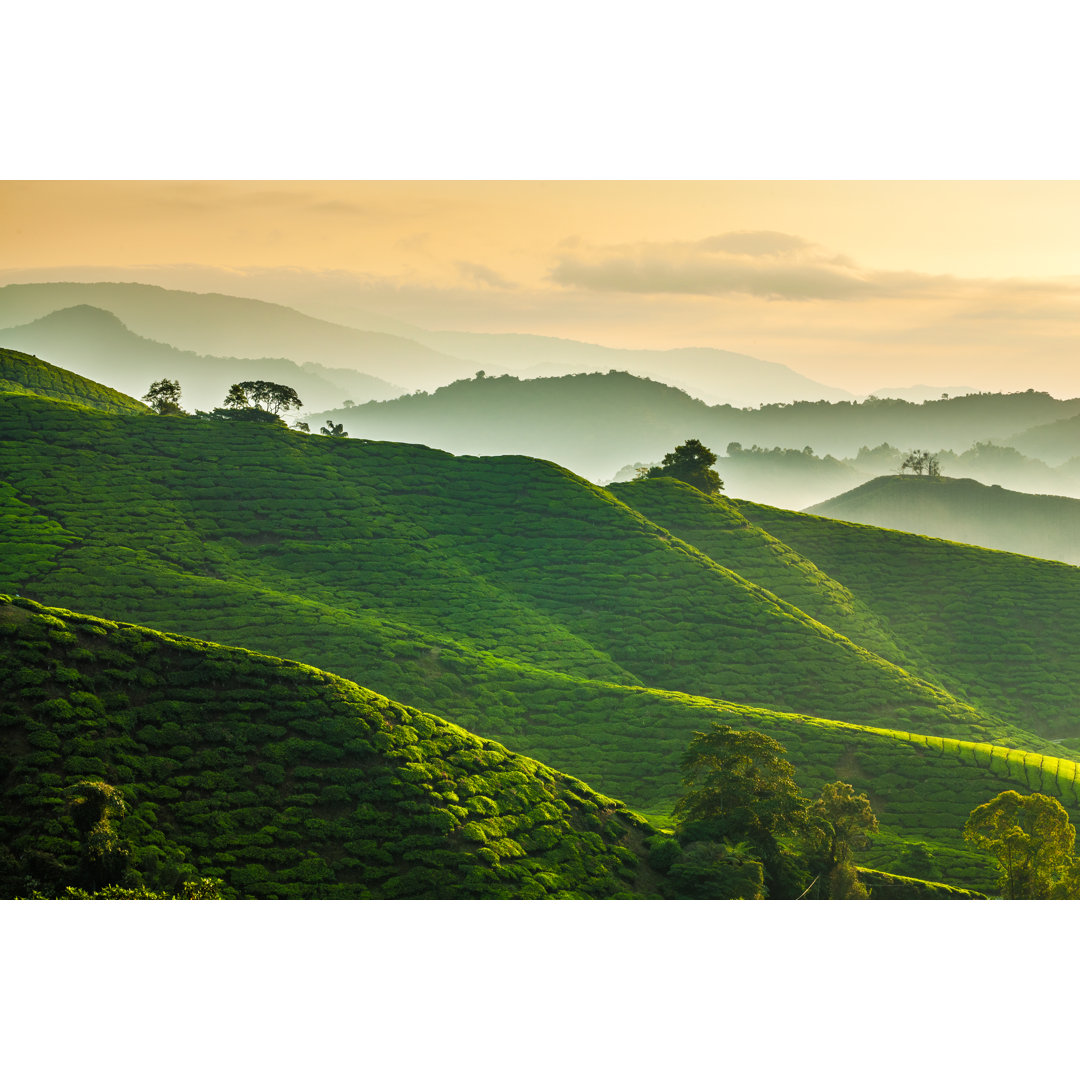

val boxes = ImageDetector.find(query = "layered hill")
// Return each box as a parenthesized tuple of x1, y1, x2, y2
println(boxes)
(0, 281, 855, 408)
(0, 346, 149, 415)
(6, 381, 1080, 889)
(0, 282, 473, 392)
(1006, 413, 1080, 467)
(0, 595, 657, 899)
(0, 305, 404, 414)
(806, 475, 1080, 565)
(311, 374, 1080, 497)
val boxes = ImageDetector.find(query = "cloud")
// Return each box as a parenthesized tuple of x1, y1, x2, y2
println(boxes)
(549, 240, 875, 300)
(547, 235, 976, 302)
(455, 261, 516, 289)
(696, 231, 812, 256)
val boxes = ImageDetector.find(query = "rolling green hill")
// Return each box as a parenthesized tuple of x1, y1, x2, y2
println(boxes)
(739, 496, 1080, 740)
(7, 380, 1080, 891)
(805, 474, 1080, 564)
(0, 346, 149, 415)
(0, 595, 658, 899)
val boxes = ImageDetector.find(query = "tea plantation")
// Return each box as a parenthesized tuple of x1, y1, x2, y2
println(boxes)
(5, 365, 1080, 894)
(0, 347, 148, 415)
(0, 595, 664, 899)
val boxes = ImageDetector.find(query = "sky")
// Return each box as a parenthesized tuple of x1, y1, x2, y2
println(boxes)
(4, 179, 1080, 396)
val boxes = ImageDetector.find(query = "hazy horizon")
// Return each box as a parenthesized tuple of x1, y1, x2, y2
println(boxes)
(4, 180, 1080, 398)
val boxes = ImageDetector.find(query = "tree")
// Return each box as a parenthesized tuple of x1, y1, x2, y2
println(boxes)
(142, 378, 184, 415)
(963, 790, 1078, 899)
(222, 380, 303, 415)
(675, 723, 808, 896)
(900, 449, 941, 477)
(66, 780, 131, 891)
(646, 438, 724, 496)
(807, 781, 878, 899)
(320, 421, 348, 437)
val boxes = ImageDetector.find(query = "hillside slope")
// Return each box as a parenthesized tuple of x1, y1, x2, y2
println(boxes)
(0, 595, 660, 899)
(0, 346, 149, 414)
(7, 383, 1080, 890)
(5, 595, 1079, 895)
(806, 475, 1080, 564)
(0, 389, 1041, 756)
(739, 497, 1080, 739)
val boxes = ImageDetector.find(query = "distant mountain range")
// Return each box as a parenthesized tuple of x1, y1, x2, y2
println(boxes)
(806, 475, 1080, 564)
(309, 370, 1080, 504)
(0, 305, 405, 413)
(0, 281, 856, 407)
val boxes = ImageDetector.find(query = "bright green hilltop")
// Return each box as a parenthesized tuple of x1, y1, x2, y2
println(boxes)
(2, 348, 1079, 897)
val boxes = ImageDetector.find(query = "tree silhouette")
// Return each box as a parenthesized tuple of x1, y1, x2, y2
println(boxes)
(646, 438, 724, 496)
(222, 381, 303, 415)
(900, 449, 941, 477)
(142, 378, 184, 415)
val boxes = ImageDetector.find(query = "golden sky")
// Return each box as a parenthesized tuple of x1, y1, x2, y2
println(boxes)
(4, 180, 1080, 394)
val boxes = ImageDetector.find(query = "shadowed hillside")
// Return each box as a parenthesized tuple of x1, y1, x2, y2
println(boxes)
(0, 596, 658, 899)
(806, 475, 1080, 564)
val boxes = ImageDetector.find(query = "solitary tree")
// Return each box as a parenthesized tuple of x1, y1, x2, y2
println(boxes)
(320, 421, 348, 437)
(142, 378, 184, 415)
(646, 438, 724, 496)
(675, 722, 808, 890)
(900, 449, 941, 477)
(964, 790, 1078, 899)
(222, 380, 303, 415)
(807, 781, 878, 899)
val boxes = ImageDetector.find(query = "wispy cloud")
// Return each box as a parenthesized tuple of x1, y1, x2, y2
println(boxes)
(455, 261, 516, 289)
(548, 234, 972, 301)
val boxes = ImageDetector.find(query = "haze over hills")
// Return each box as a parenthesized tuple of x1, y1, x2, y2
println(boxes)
(6, 356, 1080, 894)
(405, 328, 855, 407)
(311, 370, 1080, 504)
(0, 283, 474, 393)
(805, 475, 1080, 565)
(0, 305, 405, 413)
(0, 281, 858, 407)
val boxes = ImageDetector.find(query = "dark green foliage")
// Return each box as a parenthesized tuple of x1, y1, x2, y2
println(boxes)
(645, 439, 723, 496)
(0, 595, 658, 899)
(143, 379, 184, 415)
(224, 381, 303, 416)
